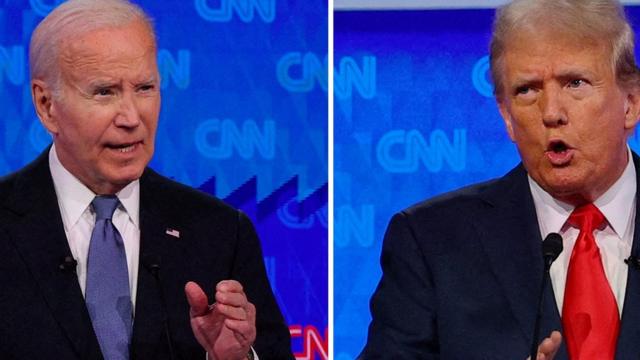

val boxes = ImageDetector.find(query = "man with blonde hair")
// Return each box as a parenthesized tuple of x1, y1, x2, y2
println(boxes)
(361, 0, 640, 358)
(0, 1, 293, 359)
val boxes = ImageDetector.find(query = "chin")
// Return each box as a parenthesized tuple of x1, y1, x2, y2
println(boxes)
(118, 168, 146, 183)
(104, 165, 146, 186)
(541, 176, 591, 203)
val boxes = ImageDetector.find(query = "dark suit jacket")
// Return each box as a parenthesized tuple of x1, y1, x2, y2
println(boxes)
(0, 150, 294, 359)
(361, 156, 640, 359)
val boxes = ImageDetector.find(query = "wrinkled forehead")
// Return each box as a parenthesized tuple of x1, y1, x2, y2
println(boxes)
(497, 28, 613, 86)
(57, 20, 158, 78)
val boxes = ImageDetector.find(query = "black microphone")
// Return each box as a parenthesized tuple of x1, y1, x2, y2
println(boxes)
(58, 256, 78, 273)
(542, 234, 563, 269)
(530, 233, 563, 360)
(625, 255, 640, 270)
(142, 255, 176, 360)
(143, 254, 161, 278)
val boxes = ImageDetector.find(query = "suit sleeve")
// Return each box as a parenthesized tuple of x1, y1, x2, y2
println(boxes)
(231, 211, 295, 360)
(359, 211, 440, 359)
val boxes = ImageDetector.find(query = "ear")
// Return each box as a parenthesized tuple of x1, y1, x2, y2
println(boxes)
(623, 88, 640, 131)
(497, 98, 516, 142)
(31, 79, 59, 135)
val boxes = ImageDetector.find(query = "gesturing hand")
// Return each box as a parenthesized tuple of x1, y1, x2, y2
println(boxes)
(527, 331, 562, 360)
(185, 280, 257, 360)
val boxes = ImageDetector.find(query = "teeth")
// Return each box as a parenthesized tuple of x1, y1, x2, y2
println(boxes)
(118, 144, 135, 153)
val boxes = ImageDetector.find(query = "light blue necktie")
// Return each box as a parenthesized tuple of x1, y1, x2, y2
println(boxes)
(86, 196, 132, 360)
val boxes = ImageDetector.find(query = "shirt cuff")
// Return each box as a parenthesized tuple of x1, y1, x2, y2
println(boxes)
(205, 347, 258, 360)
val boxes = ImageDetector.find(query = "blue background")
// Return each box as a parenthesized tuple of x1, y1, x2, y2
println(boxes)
(0, 0, 327, 357)
(334, 7, 640, 359)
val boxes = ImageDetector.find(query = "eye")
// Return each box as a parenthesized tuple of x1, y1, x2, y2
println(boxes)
(568, 79, 586, 88)
(515, 85, 533, 96)
(512, 83, 538, 103)
(138, 84, 155, 92)
(94, 87, 114, 97)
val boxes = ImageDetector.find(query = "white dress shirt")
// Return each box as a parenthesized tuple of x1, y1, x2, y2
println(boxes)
(48, 145, 141, 312)
(48, 145, 258, 359)
(529, 151, 636, 316)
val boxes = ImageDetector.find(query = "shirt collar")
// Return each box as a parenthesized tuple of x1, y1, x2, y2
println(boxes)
(528, 148, 636, 241)
(48, 144, 140, 231)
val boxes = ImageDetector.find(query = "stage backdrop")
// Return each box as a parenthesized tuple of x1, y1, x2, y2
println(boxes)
(334, 5, 640, 359)
(0, 1, 327, 358)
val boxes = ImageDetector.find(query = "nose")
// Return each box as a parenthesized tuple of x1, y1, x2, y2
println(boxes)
(114, 92, 141, 128)
(539, 86, 567, 127)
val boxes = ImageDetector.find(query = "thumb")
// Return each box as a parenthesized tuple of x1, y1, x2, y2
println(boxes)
(185, 281, 209, 317)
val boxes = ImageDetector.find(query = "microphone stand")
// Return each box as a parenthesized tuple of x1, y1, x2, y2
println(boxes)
(530, 233, 563, 360)
(143, 255, 176, 360)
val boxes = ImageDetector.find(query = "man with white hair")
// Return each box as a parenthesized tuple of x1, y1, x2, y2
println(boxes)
(0, 1, 293, 359)
(361, 0, 640, 359)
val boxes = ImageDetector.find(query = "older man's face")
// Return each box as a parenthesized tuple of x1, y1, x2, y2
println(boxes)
(497, 32, 640, 204)
(41, 19, 160, 194)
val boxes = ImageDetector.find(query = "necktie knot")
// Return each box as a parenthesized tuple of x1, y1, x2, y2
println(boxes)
(92, 195, 119, 221)
(568, 203, 605, 233)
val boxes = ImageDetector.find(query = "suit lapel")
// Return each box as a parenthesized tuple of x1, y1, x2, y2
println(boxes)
(476, 165, 566, 357)
(615, 153, 640, 357)
(131, 169, 190, 359)
(0, 151, 101, 358)
(130, 207, 168, 359)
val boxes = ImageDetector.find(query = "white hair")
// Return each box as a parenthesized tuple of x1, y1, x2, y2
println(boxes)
(29, 0, 156, 93)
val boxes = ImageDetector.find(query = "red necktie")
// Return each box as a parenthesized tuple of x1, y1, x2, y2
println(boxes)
(562, 203, 619, 359)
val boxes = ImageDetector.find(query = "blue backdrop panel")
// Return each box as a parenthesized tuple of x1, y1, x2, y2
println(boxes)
(334, 7, 640, 359)
(0, 1, 327, 357)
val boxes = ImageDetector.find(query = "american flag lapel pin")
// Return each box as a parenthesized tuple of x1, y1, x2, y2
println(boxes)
(165, 228, 180, 238)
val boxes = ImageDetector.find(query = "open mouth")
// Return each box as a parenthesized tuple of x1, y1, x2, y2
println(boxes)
(545, 140, 573, 165)
(548, 140, 569, 154)
(107, 142, 140, 153)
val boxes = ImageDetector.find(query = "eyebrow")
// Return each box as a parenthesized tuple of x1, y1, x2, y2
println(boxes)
(510, 76, 541, 91)
(554, 69, 596, 81)
(87, 79, 119, 88)
(140, 74, 158, 82)
(510, 68, 597, 88)
(87, 76, 158, 89)
(133, 76, 159, 85)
